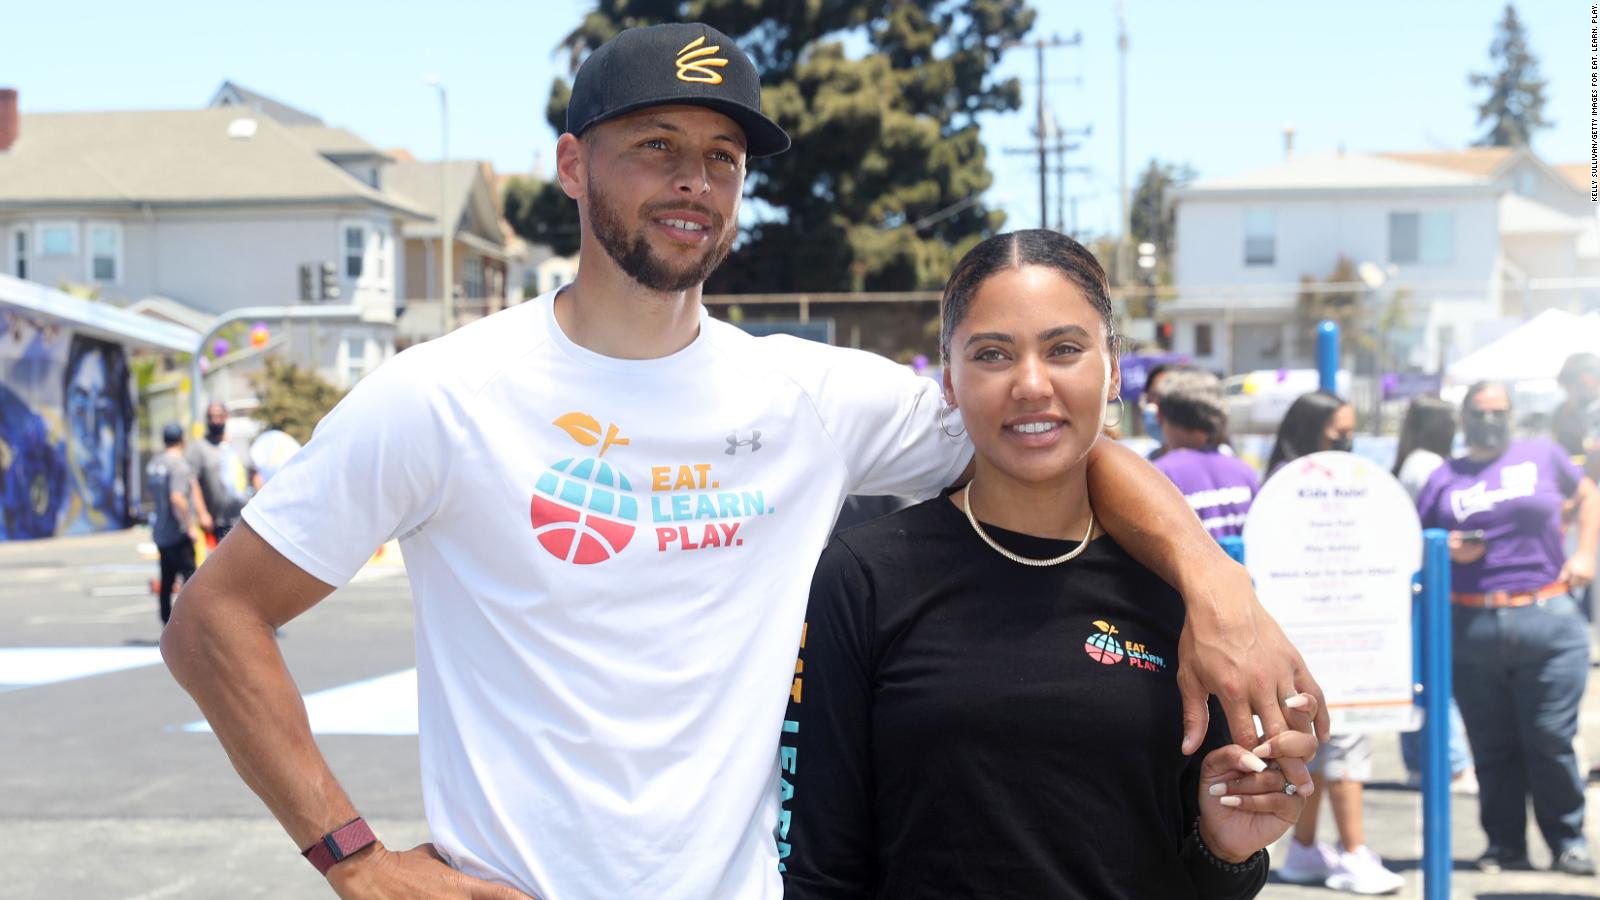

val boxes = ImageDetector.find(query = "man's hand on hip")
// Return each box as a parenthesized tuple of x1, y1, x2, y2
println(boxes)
(328, 842, 536, 899)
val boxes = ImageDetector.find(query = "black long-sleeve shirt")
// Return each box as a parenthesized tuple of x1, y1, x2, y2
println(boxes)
(778, 492, 1266, 899)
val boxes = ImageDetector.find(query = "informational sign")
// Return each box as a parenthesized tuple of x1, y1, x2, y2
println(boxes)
(1242, 451, 1423, 734)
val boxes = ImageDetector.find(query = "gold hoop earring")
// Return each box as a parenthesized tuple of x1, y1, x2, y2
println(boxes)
(941, 404, 966, 439)
(1104, 396, 1125, 429)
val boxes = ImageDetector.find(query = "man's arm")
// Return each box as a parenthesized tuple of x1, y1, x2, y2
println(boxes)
(1084, 438, 1327, 791)
(161, 523, 530, 899)
(190, 477, 213, 533)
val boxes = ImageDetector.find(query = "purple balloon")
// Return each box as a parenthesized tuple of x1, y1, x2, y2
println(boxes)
(213, 338, 230, 357)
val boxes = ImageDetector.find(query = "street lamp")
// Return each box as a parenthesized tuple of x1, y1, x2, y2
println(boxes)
(425, 76, 453, 334)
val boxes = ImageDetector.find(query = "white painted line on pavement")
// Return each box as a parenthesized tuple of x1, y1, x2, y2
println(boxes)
(183, 668, 419, 736)
(0, 646, 164, 689)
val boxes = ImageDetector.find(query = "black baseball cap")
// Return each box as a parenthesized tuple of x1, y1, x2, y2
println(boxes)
(162, 423, 184, 444)
(566, 23, 791, 158)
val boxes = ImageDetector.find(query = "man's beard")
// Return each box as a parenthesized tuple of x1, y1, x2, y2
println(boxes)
(588, 177, 735, 292)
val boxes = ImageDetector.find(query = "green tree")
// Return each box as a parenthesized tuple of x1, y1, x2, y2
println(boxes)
(1293, 256, 1368, 362)
(1129, 158, 1195, 285)
(1468, 3, 1550, 148)
(503, 175, 582, 258)
(527, 0, 1033, 292)
(250, 357, 345, 445)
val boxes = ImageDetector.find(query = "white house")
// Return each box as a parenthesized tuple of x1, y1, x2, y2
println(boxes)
(1168, 147, 1598, 376)
(0, 85, 429, 391)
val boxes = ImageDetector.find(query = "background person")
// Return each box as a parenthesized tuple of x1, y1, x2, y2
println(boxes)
(1269, 390, 1405, 894)
(1391, 396, 1477, 793)
(186, 401, 251, 545)
(1265, 390, 1355, 477)
(781, 230, 1311, 899)
(1152, 368, 1258, 540)
(146, 423, 196, 627)
(1416, 380, 1599, 877)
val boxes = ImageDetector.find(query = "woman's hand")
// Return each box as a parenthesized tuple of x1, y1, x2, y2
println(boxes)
(1197, 728, 1319, 864)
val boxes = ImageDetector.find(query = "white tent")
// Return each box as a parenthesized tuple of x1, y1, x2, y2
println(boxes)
(1446, 309, 1600, 386)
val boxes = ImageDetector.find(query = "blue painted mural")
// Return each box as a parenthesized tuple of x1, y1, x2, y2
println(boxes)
(0, 312, 135, 539)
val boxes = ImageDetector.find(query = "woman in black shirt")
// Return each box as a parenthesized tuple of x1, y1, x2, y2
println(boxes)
(779, 230, 1315, 899)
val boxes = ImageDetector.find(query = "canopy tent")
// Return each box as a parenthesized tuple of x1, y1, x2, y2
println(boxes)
(1446, 309, 1600, 387)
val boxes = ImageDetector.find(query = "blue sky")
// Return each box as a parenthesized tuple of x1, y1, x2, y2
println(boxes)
(6, 1, 1587, 238)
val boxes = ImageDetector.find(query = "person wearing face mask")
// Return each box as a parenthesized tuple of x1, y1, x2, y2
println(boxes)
(1416, 380, 1600, 877)
(1265, 390, 1404, 894)
(1265, 391, 1356, 477)
(185, 401, 252, 545)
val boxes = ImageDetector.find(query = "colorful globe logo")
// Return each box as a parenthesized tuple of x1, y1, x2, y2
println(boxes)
(1084, 619, 1124, 665)
(530, 457, 638, 565)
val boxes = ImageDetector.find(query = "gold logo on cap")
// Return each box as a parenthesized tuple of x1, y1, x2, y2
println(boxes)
(675, 36, 729, 84)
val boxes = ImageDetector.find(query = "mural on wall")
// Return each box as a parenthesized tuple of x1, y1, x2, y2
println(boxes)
(0, 311, 136, 539)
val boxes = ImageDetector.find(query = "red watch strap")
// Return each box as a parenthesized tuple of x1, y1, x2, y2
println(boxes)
(301, 817, 376, 876)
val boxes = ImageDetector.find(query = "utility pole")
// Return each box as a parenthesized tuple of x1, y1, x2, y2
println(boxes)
(1117, 1, 1131, 286)
(1007, 33, 1081, 229)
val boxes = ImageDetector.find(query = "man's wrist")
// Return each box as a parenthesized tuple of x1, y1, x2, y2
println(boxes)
(302, 817, 379, 876)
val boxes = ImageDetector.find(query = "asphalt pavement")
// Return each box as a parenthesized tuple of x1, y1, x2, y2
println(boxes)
(3, 527, 1599, 899)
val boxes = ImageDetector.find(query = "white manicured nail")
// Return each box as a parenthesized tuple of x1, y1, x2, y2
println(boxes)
(1241, 752, 1268, 773)
(1249, 742, 1272, 758)
(1285, 695, 1310, 709)
(1209, 783, 1228, 796)
(1219, 796, 1243, 807)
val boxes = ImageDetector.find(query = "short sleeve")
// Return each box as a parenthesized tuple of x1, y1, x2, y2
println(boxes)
(1545, 438, 1584, 497)
(780, 340, 971, 499)
(781, 538, 878, 899)
(240, 349, 455, 587)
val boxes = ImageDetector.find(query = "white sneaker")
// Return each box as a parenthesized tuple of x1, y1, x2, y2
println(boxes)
(1325, 845, 1405, 895)
(1277, 839, 1339, 884)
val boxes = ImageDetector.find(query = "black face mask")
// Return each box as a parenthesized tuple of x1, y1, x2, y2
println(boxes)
(1464, 411, 1510, 452)
(206, 422, 226, 442)
(1327, 435, 1353, 453)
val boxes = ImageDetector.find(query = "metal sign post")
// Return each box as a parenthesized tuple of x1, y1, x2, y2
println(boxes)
(1419, 528, 1452, 900)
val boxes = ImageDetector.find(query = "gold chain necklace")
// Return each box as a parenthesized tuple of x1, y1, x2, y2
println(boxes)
(961, 483, 1095, 567)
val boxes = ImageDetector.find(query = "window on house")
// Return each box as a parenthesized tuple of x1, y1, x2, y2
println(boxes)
(39, 223, 76, 257)
(88, 223, 120, 282)
(464, 256, 485, 299)
(1194, 323, 1214, 357)
(12, 229, 27, 279)
(345, 226, 365, 278)
(345, 336, 368, 385)
(1389, 212, 1454, 264)
(1243, 210, 1275, 266)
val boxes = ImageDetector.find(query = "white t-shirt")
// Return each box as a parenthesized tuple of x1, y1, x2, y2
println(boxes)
(1397, 449, 1445, 503)
(242, 292, 971, 900)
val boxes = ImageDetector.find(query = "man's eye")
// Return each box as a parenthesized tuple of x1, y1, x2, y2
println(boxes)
(711, 150, 737, 164)
(642, 138, 669, 150)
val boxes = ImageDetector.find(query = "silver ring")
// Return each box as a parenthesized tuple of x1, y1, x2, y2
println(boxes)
(1283, 783, 1298, 796)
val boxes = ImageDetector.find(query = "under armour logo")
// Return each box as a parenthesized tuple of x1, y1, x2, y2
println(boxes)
(675, 36, 729, 84)
(726, 430, 762, 455)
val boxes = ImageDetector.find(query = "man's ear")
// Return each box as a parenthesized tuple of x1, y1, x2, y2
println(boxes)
(555, 133, 587, 201)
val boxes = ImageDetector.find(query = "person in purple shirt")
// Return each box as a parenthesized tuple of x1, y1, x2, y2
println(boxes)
(1416, 380, 1600, 877)
(1152, 370, 1259, 539)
